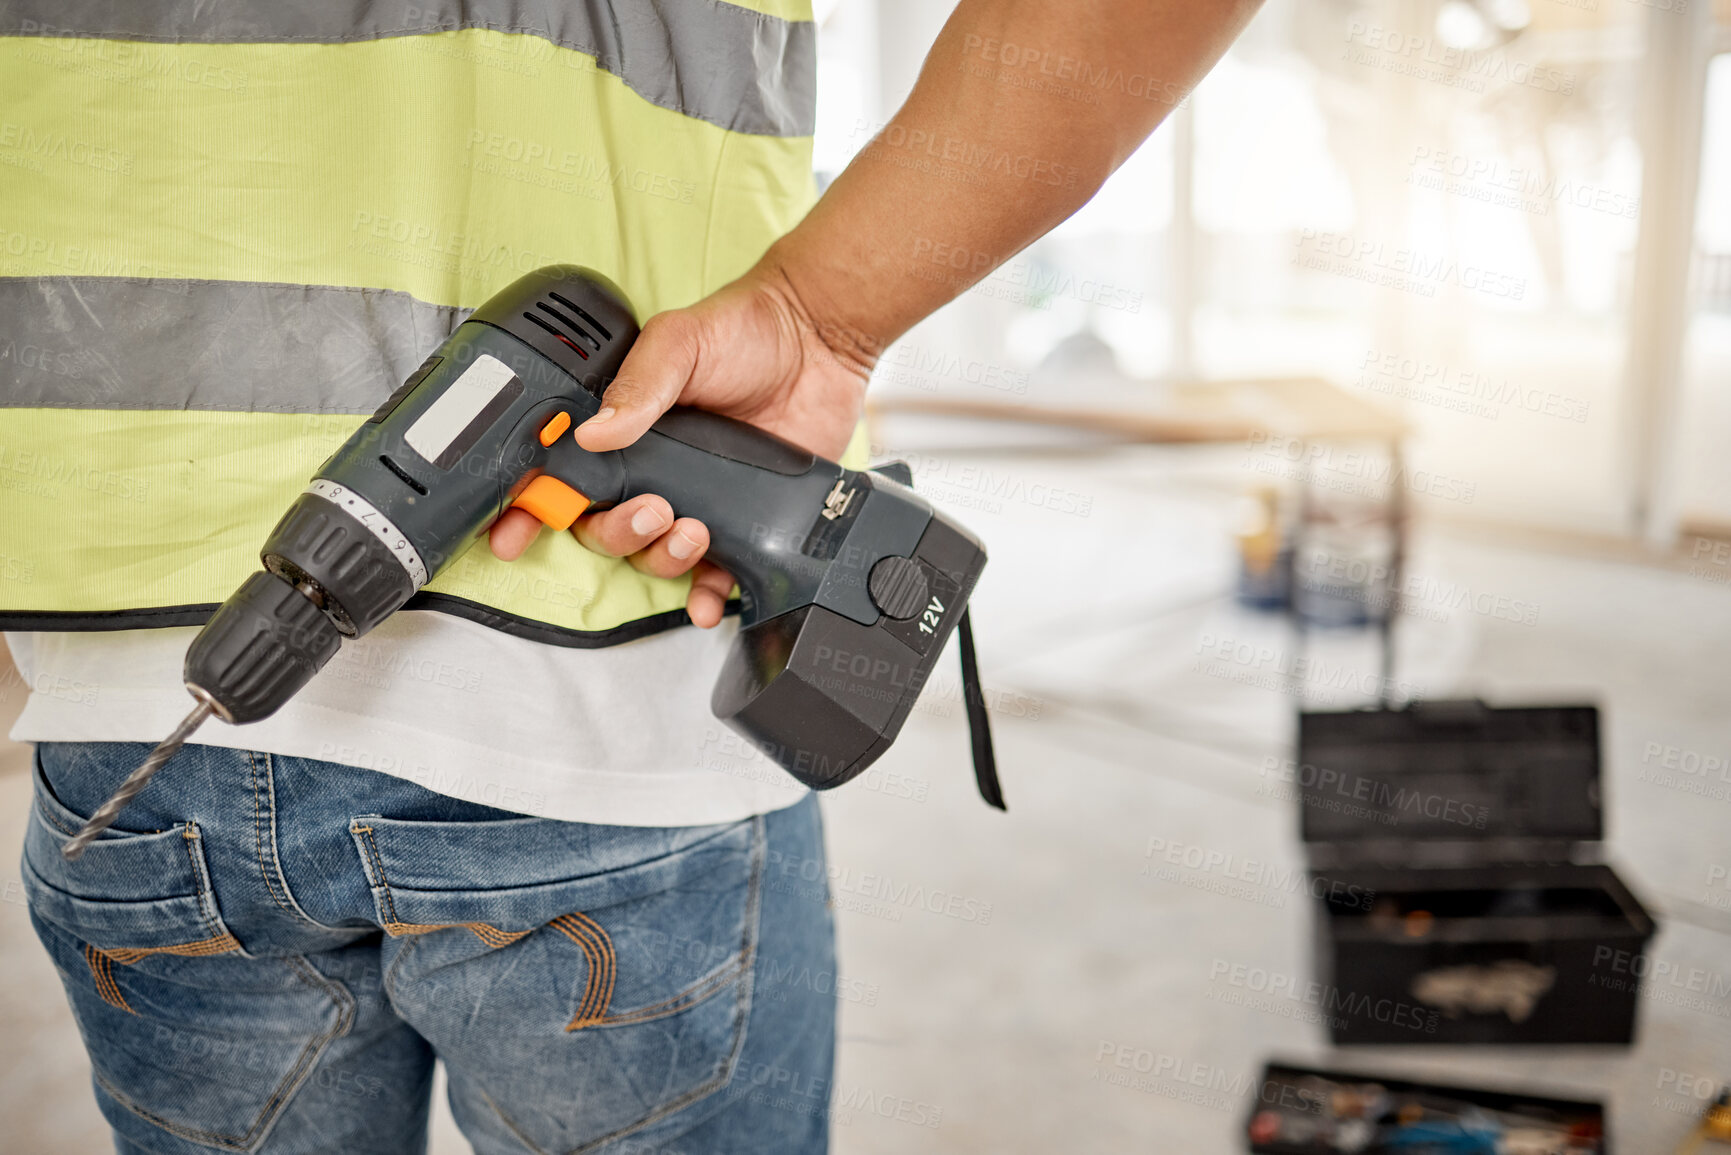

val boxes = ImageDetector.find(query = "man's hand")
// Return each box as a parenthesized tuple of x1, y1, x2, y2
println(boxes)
(486, 264, 872, 628)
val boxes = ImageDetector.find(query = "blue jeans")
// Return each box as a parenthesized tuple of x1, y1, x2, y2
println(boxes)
(23, 742, 835, 1155)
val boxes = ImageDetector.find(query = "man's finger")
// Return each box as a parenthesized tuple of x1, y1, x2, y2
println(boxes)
(488, 507, 544, 560)
(625, 517, 710, 580)
(687, 561, 735, 628)
(575, 312, 699, 453)
(571, 494, 675, 558)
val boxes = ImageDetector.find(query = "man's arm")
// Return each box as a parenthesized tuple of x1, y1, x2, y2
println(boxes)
(491, 0, 1263, 624)
(747, 0, 1259, 380)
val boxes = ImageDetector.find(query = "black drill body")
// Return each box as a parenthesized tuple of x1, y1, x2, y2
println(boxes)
(185, 265, 987, 791)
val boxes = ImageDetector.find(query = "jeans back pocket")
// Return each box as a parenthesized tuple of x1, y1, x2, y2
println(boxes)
(350, 811, 765, 1153)
(25, 751, 352, 1153)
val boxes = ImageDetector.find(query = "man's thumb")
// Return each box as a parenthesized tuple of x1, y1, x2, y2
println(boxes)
(574, 311, 700, 452)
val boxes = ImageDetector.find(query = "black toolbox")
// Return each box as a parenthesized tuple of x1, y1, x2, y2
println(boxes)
(1244, 1061, 1608, 1152)
(1295, 700, 1655, 1045)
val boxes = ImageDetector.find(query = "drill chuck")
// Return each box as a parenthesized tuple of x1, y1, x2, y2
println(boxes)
(183, 571, 343, 724)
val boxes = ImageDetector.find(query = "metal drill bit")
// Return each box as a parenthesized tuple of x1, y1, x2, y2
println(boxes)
(62, 700, 213, 861)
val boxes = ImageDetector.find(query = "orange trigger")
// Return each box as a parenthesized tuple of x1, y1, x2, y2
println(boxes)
(512, 475, 591, 531)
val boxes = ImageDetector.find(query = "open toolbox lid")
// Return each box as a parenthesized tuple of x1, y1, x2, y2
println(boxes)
(1295, 700, 1602, 858)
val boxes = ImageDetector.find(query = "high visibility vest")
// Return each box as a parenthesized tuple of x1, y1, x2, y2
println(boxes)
(0, 0, 848, 645)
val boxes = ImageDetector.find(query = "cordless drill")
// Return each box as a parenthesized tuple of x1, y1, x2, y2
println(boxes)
(63, 266, 989, 858)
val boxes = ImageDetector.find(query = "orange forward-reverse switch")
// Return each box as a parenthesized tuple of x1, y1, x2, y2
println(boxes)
(512, 475, 590, 531)
(538, 411, 572, 446)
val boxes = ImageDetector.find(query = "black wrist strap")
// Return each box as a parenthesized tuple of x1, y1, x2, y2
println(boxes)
(872, 460, 1002, 811)
(957, 608, 1004, 810)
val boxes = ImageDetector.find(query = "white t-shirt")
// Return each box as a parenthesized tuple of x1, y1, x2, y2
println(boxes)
(5, 610, 808, 827)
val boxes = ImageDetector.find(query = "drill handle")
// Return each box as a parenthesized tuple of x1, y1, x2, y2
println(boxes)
(542, 407, 846, 624)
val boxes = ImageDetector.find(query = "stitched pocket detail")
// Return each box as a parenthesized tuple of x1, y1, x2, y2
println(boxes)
(371, 906, 746, 1034)
(381, 919, 537, 950)
(550, 912, 616, 1030)
(101, 932, 245, 964)
(83, 932, 246, 1014)
(85, 943, 132, 1013)
(370, 904, 747, 1035)
(374, 913, 618, 1025)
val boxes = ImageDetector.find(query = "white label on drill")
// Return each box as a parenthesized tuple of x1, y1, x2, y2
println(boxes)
(305, 479, 430, 589)
(403, 353, 520, 469)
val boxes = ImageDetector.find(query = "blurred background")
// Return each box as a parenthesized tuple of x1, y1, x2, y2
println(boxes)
(5, 0, 1731, 1150)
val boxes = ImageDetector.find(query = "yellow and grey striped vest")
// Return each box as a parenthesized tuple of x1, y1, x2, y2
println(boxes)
(0, 0, 825, 645)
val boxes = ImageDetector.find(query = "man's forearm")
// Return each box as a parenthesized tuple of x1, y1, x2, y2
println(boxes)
(762, 0, 1261, 371)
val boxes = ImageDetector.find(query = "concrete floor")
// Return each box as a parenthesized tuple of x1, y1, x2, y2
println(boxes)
(3, 446, 1728, 1153)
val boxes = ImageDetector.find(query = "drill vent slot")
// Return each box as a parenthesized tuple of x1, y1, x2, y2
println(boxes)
(534, 299, 602, 351)
(523, 311, 590, 360)
(547, 292, 612, 341)
(379, 455, 429, 495)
